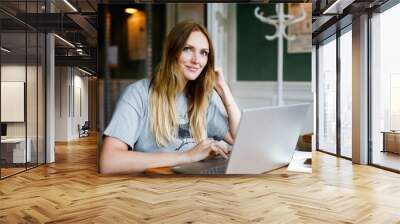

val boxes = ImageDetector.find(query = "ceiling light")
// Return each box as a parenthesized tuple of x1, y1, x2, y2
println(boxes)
(1, 47, 11, 53)
(323, 0, 354, 15)
(78, 67, 93, 76)
(125, 8, 138, 14)
(75, 42, 83, 47)
(54, 34, 75, 48)
(63, 0, 78, 12)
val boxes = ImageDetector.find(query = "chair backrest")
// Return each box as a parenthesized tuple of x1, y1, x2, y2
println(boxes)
(82, 121, 90, 129)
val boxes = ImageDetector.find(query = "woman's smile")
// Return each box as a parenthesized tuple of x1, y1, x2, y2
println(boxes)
(185, 65, 200, 72)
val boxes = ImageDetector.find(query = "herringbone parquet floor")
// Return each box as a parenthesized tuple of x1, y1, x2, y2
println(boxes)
(1, 134, 400, 223)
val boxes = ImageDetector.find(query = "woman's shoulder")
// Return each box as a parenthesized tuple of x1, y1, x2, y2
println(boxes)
(119, 78, 151, 106)
(126, 78, 150, 92)
(123, 78, 151, 97)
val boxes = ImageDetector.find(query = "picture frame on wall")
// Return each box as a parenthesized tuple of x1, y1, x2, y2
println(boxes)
(287, 3, 312, 54)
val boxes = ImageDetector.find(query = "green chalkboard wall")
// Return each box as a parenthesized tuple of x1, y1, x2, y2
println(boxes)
(237, 4, 311, 81)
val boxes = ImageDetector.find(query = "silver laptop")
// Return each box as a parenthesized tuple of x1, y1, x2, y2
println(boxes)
(172, 103, 310, 174)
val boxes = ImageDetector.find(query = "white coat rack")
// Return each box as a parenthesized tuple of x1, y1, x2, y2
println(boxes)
(254, 4, 305, 106)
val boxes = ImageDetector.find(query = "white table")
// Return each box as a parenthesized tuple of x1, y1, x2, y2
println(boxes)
(287, 150, 312, 173)
(1, 138, 32, 163)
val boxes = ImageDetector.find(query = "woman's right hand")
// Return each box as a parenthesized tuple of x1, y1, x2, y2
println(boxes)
(184, 139, 229, 163)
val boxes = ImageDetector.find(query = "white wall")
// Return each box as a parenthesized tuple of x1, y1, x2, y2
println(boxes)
(1, 64, 46, 163)
(1, 64, 25, 128)
(72, 73, 89, 138)
(55, 66, 68, 141)
(1, 65, 42, 137)
(55, 67, 89, 141)
(1, 65, 27, 140)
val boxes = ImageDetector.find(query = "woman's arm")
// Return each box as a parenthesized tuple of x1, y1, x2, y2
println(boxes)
(214, 68, 241, 145)
(100, 137, 187, 174)
(100, 136, 228, 174)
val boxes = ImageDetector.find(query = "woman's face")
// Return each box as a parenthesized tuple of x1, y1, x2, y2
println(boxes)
(178, 30, 210, 82)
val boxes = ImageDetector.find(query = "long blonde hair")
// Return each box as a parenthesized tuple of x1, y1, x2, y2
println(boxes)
(149, 21, 216, 147)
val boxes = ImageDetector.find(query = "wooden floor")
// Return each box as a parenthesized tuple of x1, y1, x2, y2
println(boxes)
(1, 167, 26, 178)
(1, 134, 400, 223)
(1, 163, 46, 178)
(372, 150, 400, 171)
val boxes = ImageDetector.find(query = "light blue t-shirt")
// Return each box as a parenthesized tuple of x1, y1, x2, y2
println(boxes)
(104, 79, 229, 152)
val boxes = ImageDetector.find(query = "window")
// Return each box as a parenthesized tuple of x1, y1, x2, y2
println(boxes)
(339, 29, 352, 158)
(317, 37, 337, 154)
(371, 2, 400, 171)
(0, 1, 47, 179)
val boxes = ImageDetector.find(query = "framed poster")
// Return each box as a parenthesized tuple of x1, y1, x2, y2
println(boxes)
(287, 3, 312, 53)
(1, 81, 25, 122)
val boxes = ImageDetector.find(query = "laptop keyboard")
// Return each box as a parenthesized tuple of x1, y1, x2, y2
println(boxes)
(172, 155, 229, 174)
(199, 165, 227, 174)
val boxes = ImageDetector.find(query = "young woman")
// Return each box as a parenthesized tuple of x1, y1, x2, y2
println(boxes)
(100, 21, 241, 174)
